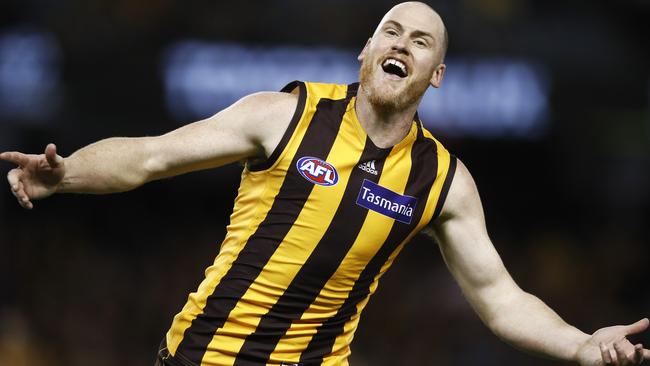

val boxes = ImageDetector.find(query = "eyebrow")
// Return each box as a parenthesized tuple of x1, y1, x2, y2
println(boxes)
(382, 20, 435, 40)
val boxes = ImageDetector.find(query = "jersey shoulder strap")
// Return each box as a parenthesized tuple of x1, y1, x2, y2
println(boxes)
(248, 80, 356, 171)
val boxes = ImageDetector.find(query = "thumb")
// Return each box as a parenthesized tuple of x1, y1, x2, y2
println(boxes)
(623, 318, 649, 336)
(44, 143, 63, 168)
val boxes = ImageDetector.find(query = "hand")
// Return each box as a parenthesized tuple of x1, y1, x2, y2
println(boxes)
(576, 318, 650, 365)
(0, 143, 66, 209)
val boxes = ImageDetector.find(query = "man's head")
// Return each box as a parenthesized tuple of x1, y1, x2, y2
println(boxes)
(358, 2, 447, 113)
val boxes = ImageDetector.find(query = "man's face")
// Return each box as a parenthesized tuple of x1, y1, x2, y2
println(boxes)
(358, 2, 446, 112)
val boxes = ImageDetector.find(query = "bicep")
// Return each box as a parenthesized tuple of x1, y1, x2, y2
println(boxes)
(428, 160, 520, 316)
(145, 91, 297, 180)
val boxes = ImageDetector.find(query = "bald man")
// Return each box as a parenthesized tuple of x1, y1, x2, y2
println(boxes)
(1, 2, 648, 366)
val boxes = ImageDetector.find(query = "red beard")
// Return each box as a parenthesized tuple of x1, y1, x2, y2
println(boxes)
(358, 54, 432, 113)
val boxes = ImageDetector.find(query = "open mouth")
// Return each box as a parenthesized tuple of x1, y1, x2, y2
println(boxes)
(381, 58, 408, 78)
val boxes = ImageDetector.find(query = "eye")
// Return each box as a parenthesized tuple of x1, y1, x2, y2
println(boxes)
(414, 39, 428, 47)
(385, 29, 399, 37)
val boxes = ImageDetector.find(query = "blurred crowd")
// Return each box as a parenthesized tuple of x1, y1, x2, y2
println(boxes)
(1, 0, 648, 365)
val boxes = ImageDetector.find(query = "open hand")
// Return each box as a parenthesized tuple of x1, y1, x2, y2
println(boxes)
(0, 143, 65, 209)
(577, 318, 650, 365)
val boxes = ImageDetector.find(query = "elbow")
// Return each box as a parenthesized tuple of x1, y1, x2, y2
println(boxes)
(484, 288, 530, 336)
(142, 155, 167, 183)
(140, 138, 168, 183)
(470, 278, 526, 334)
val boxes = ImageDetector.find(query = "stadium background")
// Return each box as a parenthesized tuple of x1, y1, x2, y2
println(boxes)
(0, 0, 648, 365)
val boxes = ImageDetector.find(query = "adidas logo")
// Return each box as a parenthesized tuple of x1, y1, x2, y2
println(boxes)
(358, 160, 378, 175)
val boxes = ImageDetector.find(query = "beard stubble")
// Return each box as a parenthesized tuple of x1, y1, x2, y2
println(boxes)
(358, 55, 432, 114)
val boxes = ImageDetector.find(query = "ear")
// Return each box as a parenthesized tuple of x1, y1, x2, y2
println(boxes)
(357, 38, 372, 62)
(430, 63, 446, 88)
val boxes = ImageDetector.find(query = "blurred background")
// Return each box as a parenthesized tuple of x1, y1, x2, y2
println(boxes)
(0, 0, 649, 365)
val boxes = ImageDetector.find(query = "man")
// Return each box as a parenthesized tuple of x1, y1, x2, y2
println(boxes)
(1, 2, 648, 366)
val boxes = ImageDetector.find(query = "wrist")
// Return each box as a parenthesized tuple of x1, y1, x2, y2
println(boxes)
(54, 156, 73, 194)
(571, 331, 593, 364)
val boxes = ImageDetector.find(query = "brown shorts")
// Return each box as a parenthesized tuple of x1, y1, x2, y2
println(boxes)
(155, 339, 198, 366)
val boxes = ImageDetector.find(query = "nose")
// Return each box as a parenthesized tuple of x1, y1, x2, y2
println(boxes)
(391, 36, 410, 55)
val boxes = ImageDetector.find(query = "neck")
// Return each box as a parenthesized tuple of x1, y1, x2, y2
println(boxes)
(355, 85, 420, 148)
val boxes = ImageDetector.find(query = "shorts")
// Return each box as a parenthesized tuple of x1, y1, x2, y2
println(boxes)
(155, 339, 198, 366)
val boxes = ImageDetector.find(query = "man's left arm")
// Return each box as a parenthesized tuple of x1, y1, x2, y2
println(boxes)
(426, 159, 649, 365)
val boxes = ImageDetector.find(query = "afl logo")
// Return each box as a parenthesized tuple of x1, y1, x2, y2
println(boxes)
(296, 156, 339, 186)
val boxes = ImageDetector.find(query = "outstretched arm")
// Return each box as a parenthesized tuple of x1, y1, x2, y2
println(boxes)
(1, 91, 298, 209)
(426, 159, 649, 365)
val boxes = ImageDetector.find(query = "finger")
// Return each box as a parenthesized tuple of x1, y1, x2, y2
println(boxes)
(19, 196, 33, 209)
(13, 185, 32, 209)
(601, 343, 615, 365)
(10, 184, 22, 200)
(6, 172, 31, 203)
(19, 197, 33, 210)
(17, 186, 30, 203)
(623, 318, 649, 336)
(614, 341, 628, 365)
(7, 168, 22, 189)
(0, 151, 30, 166)
(632, 344, 643, 364)
(643, 348, 650, 360)
(44, 143, 63, 168)
(9, 177, 21, 194)
(12, 183, 29, 203)
(12, 181, 26, 199)
(8, 171, 30, 204)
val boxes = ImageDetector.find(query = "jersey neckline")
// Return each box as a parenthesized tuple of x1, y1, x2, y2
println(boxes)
(348, 96, 419, 153)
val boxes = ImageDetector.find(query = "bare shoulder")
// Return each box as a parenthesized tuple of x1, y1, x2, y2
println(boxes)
(436, 159, 483, 223)
(227, 91, 299, 158)
(235, 91, 299, 113)
(426, 158, 489, 246)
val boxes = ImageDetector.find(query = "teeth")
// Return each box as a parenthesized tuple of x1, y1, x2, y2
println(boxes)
(383, 58, 407, 75)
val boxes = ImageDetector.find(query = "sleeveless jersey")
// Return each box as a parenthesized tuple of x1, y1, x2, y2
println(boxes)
(164, 81, 457, 366)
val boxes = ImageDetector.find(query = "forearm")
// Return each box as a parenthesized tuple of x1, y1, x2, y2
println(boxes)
(58, 137, 157, 194)
(484, 289, 589, 363)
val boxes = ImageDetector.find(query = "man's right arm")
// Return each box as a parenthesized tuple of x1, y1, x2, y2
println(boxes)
(1, 91, 298, 208)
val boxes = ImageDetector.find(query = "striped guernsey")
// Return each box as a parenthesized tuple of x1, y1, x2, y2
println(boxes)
(164, 81, 457, 366)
